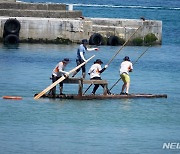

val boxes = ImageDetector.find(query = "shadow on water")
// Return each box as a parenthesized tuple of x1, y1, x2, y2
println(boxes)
(2, 43, 19, 49)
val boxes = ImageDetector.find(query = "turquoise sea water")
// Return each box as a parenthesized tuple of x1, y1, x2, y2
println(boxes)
(0, 0, 180, 154)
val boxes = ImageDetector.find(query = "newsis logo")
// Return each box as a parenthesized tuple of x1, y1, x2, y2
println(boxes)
(163, 143, 180, 150)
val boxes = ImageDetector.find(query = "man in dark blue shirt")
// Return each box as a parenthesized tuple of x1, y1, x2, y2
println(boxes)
(72, 39, 98, 78)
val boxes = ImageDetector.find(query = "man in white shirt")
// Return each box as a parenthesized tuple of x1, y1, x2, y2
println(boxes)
(119, 56, 133, 95)
(88, 59, 109, 95)
(72, 39, 98, 78)
(49, 58, 70, 96)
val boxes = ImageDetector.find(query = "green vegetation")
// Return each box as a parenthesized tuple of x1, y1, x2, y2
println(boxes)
(101, 36, 108, 45)
(19, 37, 72, 44)
(131, 33, 158, 46)
(54, 37, 72, 44)
(144, 33, 157, 45)
(132, 37, 143, 46)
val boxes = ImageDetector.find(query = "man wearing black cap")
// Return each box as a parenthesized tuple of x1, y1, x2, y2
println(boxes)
(49, 58, 70, 96)
(88, 59, 110, 95)
(119, 56, 133, 95)
(72, 39, 98, 78)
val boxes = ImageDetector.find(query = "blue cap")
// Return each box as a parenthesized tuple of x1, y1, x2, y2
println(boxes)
(82, 39, 88, 44)
(123, 56, 130, 61)
(63, 58, 70, 62)
(94, 59, 103, 64)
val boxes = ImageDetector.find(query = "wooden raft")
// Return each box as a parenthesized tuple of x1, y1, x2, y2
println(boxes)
(40, 93, 167, 100)
(34, 78, 167, 100)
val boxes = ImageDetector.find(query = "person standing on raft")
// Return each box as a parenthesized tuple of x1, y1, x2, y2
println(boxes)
(88, 59, 110, 95)
(49, 58, 70, 96)
(119, 56, 133, 95)
(72, 39, 98, 78)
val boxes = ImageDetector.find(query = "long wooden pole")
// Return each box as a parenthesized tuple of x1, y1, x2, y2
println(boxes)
(109, 46, 151, 91)
(83, 84, 92, 95)
(34, 55, 95, 100)
(106, 26, 141, 66)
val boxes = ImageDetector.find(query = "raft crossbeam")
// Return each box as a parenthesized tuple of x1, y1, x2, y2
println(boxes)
(63, 78, 108, 96)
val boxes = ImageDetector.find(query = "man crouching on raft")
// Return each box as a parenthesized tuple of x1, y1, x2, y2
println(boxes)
(120, 56, 133, 95)
(88, 59, 111, 95)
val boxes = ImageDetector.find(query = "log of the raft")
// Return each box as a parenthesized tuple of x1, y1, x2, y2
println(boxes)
(37, 93, 167, 100)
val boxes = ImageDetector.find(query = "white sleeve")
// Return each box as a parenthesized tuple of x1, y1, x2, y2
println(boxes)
(130, 62, 133, 70)
(80, 52, 86, 61)
(59, 70, 68, 74)
(87, 48, 98, 51)
(98, 65, 102, 72)
(58, 62, 68, 74)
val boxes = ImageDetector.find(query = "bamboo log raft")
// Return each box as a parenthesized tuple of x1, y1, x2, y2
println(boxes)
(35, 93, 167, 100)
(34, 78, 167, 100)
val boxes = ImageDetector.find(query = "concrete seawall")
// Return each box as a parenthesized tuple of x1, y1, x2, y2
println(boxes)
(0, 1, 162, 45)
(0, 2, 66, 10)
(89, 18, 162, 45)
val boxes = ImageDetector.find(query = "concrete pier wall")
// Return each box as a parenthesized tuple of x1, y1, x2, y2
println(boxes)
(0, 10, 82, 18)
(1, 0, 16, 2)
(0, 2, 82, 18)
(0, 17, 92, 43)
(0, 1, 162, 45)
(0, 2, 66, 10)
(0, 16, 162, 44)
(89, 18, 162, 44)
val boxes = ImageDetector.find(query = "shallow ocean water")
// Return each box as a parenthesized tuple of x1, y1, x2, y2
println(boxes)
(0, 43, 179, 154)
(0, 0, 180, 153)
